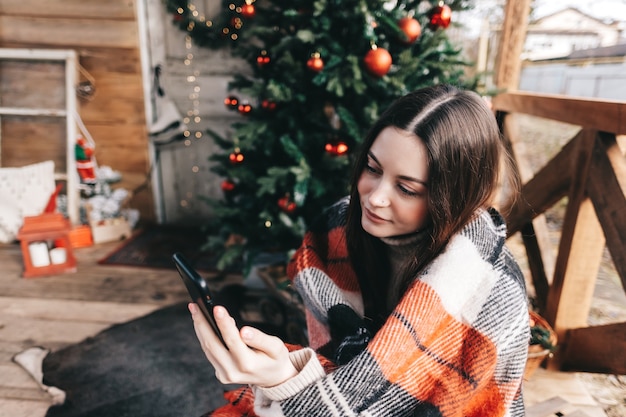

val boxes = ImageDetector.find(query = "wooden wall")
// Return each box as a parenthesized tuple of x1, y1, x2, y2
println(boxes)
(0, 0, 155, 222)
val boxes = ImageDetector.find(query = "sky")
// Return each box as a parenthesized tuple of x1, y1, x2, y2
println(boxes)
(533, 0, 626, 21)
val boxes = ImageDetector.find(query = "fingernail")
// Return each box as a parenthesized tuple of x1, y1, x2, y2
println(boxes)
(188, 303, 197, 314)
(241, 327, 253, 340)
(214, 306, 225, 318)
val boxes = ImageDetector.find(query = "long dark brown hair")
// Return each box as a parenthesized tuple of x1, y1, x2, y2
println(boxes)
(346, 84, 519, 330)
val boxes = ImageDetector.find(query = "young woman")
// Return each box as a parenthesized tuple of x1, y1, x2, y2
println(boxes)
(189, 84, 530, 416)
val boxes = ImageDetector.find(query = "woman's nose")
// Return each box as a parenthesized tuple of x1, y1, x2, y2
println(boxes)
(369, 183, 390, 207)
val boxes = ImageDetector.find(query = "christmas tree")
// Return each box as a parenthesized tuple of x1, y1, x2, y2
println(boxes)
(165, 0, 476, 271)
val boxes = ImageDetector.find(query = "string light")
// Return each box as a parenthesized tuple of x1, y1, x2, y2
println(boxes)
(179, 1, 207, 210)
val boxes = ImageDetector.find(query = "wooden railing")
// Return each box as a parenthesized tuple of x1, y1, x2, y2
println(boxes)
(492, 91, 626, 374)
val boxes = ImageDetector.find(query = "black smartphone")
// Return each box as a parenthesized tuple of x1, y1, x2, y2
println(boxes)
(172, 252, 227, 347)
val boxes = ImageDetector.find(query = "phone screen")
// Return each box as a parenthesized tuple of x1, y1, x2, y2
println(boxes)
(172, 252, 227, 347)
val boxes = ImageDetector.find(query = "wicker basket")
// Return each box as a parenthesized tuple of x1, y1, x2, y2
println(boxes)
(524, 310, 557, 380)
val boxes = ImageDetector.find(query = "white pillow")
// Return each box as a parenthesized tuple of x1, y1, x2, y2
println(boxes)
(0, 161, 56, 243)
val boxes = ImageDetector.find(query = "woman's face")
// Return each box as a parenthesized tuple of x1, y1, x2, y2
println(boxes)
(357, 126, 430, 238)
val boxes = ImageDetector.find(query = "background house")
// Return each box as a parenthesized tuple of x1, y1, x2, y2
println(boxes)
(522, 7, 623, 61)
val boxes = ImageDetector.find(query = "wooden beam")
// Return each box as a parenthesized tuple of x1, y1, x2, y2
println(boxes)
(560, 322, 626, 374)
(494, 0, 531, 90)
(520, 222, 550, 311)
(492, 92, 626, 135)
(0, 0, 136, 20)
(0, 16, 139, 49)
(505, 132, 577, 235)
(545, 130, 605, 348)
(587, 133, 626, 290)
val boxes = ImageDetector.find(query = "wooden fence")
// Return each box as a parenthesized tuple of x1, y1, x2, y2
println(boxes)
(493, 91, 626, 374)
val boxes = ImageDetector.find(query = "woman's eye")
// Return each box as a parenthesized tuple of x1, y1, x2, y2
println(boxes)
(398, 184, 420, 197)
(365, 164, 380, 174)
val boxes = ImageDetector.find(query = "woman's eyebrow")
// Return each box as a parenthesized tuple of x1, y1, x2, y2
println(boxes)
(368, 151, 428, 186)
(367, 151, 380, 165)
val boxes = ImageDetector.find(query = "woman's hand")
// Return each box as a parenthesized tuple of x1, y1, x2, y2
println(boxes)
(188, 303, 298, 387)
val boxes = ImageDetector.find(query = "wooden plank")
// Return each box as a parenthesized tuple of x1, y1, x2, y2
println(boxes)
(0, 385, 50, 402)
(0, 398, 50, 417)
(505, 131, 577, 235)
(0, 316, 111, 346)
(548, 199, 604, 339)
(0, 0, 136, 20)
(0, 116, 66, 171)
(587, 133, 626, 290)
(544, 131, 606, 349)
(0, 17, 139, 49)
(492, 92, 626, 135)
(500, 113, 557, 307)
(525, 396, 569, 417)
(561, 322, 626, 374)
(0, 60, 66, 110)
(79, 47, 142, 75)
(79, 74, 146, 125)
(494, 0, 531, 90)
(0, 296, 159, 324)
(520, 222, 551, 311)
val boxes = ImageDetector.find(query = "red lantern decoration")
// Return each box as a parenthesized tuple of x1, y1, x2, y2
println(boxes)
(256, 50, 271, 67)
(240, 3, 255, 18)
(221, 179, 236, 192)
(229, 150, 244, 164)
(429, 3, 452, 30)
(325, 141, 349, 156)
(398, 17, 422, 44)
(224, 95, 239, 110)
(238, 101, 253, 115)
(306, 52, 324, 72)
(278, 195, 297, 214)
(363, 47, 392, 77)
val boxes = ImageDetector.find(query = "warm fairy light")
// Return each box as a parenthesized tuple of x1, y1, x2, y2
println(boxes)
(192, 166, 199, 173)
(265, 220, 272, 228)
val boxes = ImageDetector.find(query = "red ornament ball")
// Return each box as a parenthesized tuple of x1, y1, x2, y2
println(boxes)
(363, 47, 392, 77)
(278, 195, 297, 214)
(224, 95, 239, 110)
(306, 53, 324, 72)
(256, 51, 271, 67)
(261, 99, 277, 111)
(240, 3, 255, 18)
(325, 141, 349, 156)
(229, 151, 244, 164)
(221, 179, 236, 192)
(398, 17, 422, 44)
(238, 101, 253, 115)
(429, 4, 452, 30)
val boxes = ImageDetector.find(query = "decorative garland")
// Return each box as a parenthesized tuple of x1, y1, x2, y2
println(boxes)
(163, 0, 254, 49)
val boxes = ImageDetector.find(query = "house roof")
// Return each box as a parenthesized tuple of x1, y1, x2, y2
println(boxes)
(532, 7, 620, 27)
(567, 42, 626, 59)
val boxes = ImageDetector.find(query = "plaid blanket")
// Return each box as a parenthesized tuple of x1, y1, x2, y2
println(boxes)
(210, 198, 529, 416)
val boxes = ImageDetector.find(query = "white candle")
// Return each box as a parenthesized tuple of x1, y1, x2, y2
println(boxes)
(49, 247, 67, 265)
(28, 242, 50, 267)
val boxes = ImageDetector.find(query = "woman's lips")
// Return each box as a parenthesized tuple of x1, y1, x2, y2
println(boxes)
(364, 207, 388, 224)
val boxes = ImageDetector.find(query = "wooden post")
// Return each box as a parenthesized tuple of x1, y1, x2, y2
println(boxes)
(494, 0, 531, 91)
